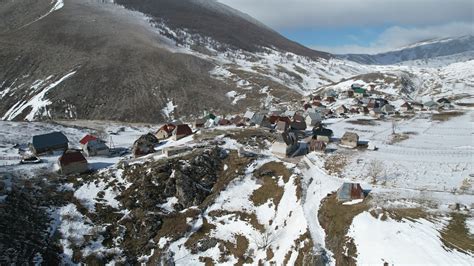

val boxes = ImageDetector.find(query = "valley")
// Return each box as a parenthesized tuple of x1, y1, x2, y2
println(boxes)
(0, 0, 473, 265)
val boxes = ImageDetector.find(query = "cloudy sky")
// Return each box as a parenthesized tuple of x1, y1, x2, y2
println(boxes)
(219, 0, 474, 54)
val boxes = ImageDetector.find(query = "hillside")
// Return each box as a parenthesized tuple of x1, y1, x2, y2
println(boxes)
(0, 0, 334, 123)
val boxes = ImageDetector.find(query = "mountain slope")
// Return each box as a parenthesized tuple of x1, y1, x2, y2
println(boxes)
(0, 0, 334, 123)
(115, 0, 330, 59)
(339, 35, 474, 65)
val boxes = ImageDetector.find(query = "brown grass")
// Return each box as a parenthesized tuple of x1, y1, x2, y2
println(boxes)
(199, 257, 215, 266)
(251, 162, 290, 208)
(432, 111, 464, 121)
(318, 193, 370, 265)
(456, 102, 474, 107)
(154, 208, 201, 242)
(346, 119, 378, 126)
(386, 207, 429, 222)
(208, 210, 265, 232)
(266, 247, 274, 261)
(440, 213, 474, 254)
(185, 217, 217, 252)
(324, 154, 348, 175)
(199, 150, 254, 208)
(388, 133, 410, 144)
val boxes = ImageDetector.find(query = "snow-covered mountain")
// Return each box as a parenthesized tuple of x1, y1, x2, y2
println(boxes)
(0, 0, 472, 124)
(339, 35, 474, 65)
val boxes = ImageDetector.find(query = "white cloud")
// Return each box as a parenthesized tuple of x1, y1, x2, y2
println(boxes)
(312, 22, 474, 54)
(219, 0, 474, 29)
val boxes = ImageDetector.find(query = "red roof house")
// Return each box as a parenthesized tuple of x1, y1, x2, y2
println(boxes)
(79, 135, 97, 146)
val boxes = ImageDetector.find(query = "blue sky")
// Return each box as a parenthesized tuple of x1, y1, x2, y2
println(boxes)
(280, 27, 388, 47)
(219, 0, 474, 54)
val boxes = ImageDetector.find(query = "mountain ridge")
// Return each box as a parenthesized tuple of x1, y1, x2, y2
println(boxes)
(338, 35, 474, 65)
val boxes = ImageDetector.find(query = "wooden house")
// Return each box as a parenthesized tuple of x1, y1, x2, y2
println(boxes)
(308, 138, 326, 153)
(155, 123, 177, 140)
(30, 132, 69, 155)
(83, 139, 109, 157)
(172, 124, 193, 140)
(312, 126, 333, 143)
(340, 132, 359, 149)
(58, 150, 88, 175)
(271, 132, 299, 158)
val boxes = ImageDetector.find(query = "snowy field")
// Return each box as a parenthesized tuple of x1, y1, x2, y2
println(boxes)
(328, 111, 473, 194)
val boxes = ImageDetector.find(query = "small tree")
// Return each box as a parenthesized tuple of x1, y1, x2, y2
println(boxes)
(254, 227, 277, 250)
(367, 159, 385, 184)
(460, 178, 472, 193)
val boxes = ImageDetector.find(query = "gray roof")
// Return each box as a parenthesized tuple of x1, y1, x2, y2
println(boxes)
(250, 113, 265, 125)
(307, 112, 322, 121)
(32, 132, 68, 150)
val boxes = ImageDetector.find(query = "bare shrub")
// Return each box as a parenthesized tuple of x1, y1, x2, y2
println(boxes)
(367, 159, 385, 184)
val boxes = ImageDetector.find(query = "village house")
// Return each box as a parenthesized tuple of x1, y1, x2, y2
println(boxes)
(250, 113, 271, 128)
(218, 118, 232, 126)
(349, 107, 359, 115)
(336, 105, 348, 115)
(290, 120, 306, 131)
(58, 149, 89, 175)
(172, 124, 193, 140)
(411, 102, 424, 111)
(353, 87, 367, 98)
(366, 99, 377, 110)
(437, 97, 451, 105)
(437, 98, 452, 109)
(375, 98, 389, 107)
(370, 108, 383, 118)
(230, 115, 246, 126)
(243, 110, 255, 121)
(325, 96, 336, 103)
(340, 132, 359, 149)
(424, 100, 440, 111)
(359, 106, 369, 114)
(271, 132, 299, 158)
(305, 111, 322, 127)
(155, 123, 177, 140)
(307, 138, 326, 153)
(400, 102, 413, 112)
(132, 133, 159, 157)
(346, 90, 354, 98)
(312, 126, 333, 143)
(324, 89, 337, 98)
(381, 104, 396, 115)
(204, 119, 216, 128)
(193, 118, 206, 128)
(275, 120, 289, 132)
(79, 134, 97, 148)
(83, 139, 109, 157)
(30, 132, 69, 155)
(336, 182, 365, 202)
